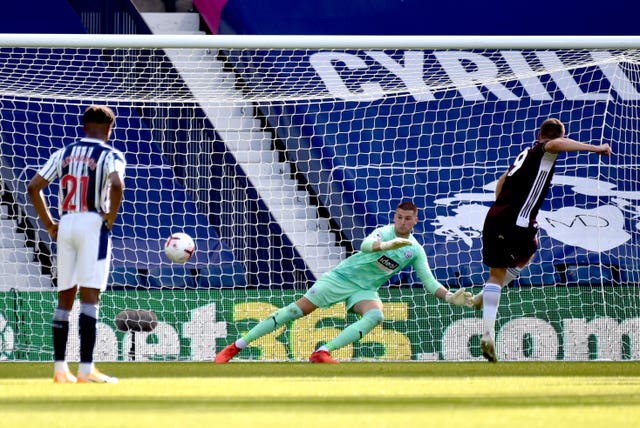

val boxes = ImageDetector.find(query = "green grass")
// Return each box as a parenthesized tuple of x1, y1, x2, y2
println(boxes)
(1, 362, 640, 427)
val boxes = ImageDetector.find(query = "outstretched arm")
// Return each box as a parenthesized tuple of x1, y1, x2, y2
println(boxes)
(434, 286, 474, 307)
(413, 249, 473, 307)
(544, 138, 612, 156)
(361, 236, 413, 252)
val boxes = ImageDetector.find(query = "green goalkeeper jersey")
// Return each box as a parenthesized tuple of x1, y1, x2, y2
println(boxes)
(323, 224, 443, 294)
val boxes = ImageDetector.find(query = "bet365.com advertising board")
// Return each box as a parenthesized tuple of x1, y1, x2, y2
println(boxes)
(0, 288, 637, 362)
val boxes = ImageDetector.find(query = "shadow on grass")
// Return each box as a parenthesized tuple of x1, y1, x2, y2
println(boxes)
(1, 393, 640, 412)
(2, 361, 640, 379)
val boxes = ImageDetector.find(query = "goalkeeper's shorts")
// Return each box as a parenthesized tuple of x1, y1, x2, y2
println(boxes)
(304, 273, 381, 311)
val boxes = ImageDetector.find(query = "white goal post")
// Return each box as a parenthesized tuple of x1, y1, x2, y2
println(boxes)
(0, 34, 638, 362)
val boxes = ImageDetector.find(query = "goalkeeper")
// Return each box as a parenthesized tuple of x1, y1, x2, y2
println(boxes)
(216, 201, 473, 363)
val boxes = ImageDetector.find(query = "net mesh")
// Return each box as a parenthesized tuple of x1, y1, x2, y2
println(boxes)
(0, 42, 638, 361)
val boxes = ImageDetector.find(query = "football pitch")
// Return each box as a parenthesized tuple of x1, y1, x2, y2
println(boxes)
(0, 362, 639, 428)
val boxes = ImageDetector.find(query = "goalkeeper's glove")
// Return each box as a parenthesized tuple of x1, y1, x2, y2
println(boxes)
(445, 288, 474, 308)
(379, 238, 413, 251)
(471, 291, 483, 310)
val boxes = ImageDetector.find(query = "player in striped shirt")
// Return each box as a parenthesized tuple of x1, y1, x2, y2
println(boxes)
(27, 105, 125, 383)
(215, 201, 474, 364)
(473, 118, 611, 362)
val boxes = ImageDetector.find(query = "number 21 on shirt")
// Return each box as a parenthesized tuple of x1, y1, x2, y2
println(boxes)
(61, 174, 89, 212)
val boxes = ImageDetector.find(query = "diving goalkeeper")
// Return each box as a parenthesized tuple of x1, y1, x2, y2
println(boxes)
(215, 201, 474, 363)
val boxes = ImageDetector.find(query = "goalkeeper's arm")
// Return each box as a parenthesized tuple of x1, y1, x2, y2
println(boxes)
(415, 265, 473, 307)
(412, 249, 473, 307)
(361, 237, 413, 252)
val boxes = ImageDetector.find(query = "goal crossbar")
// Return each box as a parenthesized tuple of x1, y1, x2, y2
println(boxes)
(1, 34, 640, 49)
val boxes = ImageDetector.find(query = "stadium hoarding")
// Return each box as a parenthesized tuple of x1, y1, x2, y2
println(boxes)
(0, 287, 637, 362)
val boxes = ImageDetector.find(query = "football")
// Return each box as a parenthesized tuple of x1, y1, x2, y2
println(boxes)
(164, 232, 196, 263)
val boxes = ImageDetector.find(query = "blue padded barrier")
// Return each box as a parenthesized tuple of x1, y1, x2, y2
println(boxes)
(517, 263, 561, 287)
(1, 1, 87, 33)
(555, 264, 619, 287)
(197, 263, 248, 288)
(108, 262, 247, 289)
(146, 265, 199, 289)
(216, 0, 637, 36)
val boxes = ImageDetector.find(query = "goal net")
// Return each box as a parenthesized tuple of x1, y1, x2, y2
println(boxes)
(0, 35, 639, 362)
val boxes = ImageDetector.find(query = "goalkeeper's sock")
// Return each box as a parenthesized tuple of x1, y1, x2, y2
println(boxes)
(324, 309, 384, 352)
(242, 302, 304, 344)
(482, 283, 502, 338)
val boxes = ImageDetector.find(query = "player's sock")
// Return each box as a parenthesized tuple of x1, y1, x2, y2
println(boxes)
(79, 362, 95, 374)
(242, 302, 304, 344)
(325, 309, 384, 352)
(52, 307, 71, 361)
(79, 303, 99, 365)
(482, 283, 502, 338)
(54, 360, 70, 373)
(503, 267, 522, 286)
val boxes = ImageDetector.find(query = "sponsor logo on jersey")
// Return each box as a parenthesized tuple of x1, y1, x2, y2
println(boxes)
(375, 255, 399, 272)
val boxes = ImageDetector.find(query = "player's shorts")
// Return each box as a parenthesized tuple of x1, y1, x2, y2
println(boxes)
(303, 272, 381, 311)
(57, 212, 111, 292)
(482, 216, 538, 268)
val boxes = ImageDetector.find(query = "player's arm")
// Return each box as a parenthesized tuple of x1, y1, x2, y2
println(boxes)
(361, 232, 412, 252)
(544, 138, 612, 156)
(27, 173, 58, 239)
(413, 247, 473, 307)
(103, 171, 124, 230)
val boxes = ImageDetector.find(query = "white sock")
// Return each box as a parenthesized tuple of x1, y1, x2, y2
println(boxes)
(504, 267, 522, 286)
(482, 283, 502, 339)
(54, 361, 69, 373)
(79, 362, 94, 374)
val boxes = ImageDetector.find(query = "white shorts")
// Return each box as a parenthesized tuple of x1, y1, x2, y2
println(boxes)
(56, 212, 111, 292)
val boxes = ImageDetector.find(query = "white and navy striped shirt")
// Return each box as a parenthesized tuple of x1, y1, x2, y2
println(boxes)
(37, 137, 126, 215)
